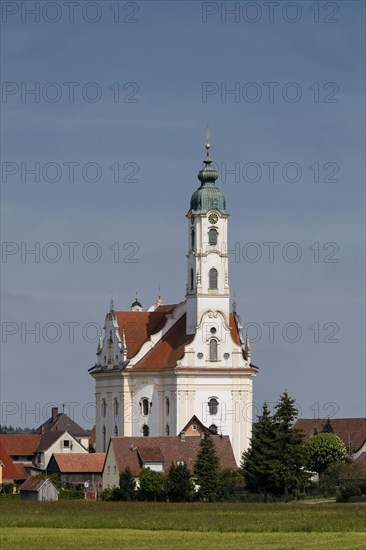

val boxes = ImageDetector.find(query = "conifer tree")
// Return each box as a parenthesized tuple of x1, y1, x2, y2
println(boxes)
(273, 391, 308, 499)
(321, 418, 334, 433)
(241, 402, 278, 501)
(166, 462, 194, 502)
(118, 467, 137, 501)
(194, 433, 219, 501)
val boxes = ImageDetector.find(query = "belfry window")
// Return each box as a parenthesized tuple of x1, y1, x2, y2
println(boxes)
(101, 399, 107, 417)
(165, 398, 170, 416)
(165, 424, 170, 436)
(208, 398, 219, 416)
(114, 425, 118, 436)
(113, 398, 119, 417)
(190, 269, 194, 290)
(208, 228, 218, 246)
(209, 339, 218, 362)
(209, 268, 218, 290)
(191, 229, 195, 250)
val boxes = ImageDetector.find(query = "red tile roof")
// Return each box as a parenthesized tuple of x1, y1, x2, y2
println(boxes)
(0, 442, 19, 480)
(115, 305, 176, 359)
(52, 453, 105, 473)
(0, 435, 41, 456)
(109, 435, 237, 476)
(133, 314, 194, 372)
(293, 419, 366, 452)
(14, 463, 30, 480)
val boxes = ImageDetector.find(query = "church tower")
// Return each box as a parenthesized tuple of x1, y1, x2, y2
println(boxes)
(186, 142, 230, 334)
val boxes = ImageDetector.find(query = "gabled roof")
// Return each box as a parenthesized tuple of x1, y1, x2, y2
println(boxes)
(33, 413, 89, 437)
(34, 431, 82, 453)
(0, 435, 41, 456)
(181, 415, 211, 435)
(133, 314, 194, 372)
(19, 477, 54, 492)
(137, 447, 164, 463)
(51, 453, 105, 473)
(293, 419, 366, 452)
(108, 434, 236, 477)
(115, 305, 176, 359)
(0, 442, 20, 480)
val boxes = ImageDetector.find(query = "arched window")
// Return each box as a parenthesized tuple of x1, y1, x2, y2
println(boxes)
(114, 425, 118, 436)
(191, 229, 195, 250)
(142, 424, 149, 437)
(209, 424, 218, 434)
(101, 399, 107, 417)
(209, 339, 218, 362)
(209, 268, 218, 289)
(165, 398, 170, 416)
(141, 398, 149, 416)
(102, 425, 106, 452)
(165, 424, 170, 436)
(208, 228, 218, 246)
(208, 398, 219, 416)
(113, 398, 119, 417)
(190, 268, 194, 290)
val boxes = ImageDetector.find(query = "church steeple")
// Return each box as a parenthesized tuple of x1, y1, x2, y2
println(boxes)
(186, 142, 230, 334)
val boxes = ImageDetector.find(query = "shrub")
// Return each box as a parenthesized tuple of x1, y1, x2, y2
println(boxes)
(58, 489, 84, 500)
(336, 482, 362, 502)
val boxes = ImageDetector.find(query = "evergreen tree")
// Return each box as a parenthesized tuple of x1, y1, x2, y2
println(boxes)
(272, 391, 308, 499)
(321, 418, 334, 433)
(166, 462, 194, 502)
(241, 402, 279, 501)
(194, 433, 219, 501)
(117, 467, 136, 501)
(216, 468, 241, 502)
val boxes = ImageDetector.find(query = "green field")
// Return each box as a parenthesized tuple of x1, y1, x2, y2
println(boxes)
(1, 501, 365, 549)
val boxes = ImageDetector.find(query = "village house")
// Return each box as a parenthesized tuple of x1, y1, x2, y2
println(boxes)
(47, 453, 105, 488)
(33, 407, 90, 449)
(33, 430, 89, 471)
(102, 430, 237, 490)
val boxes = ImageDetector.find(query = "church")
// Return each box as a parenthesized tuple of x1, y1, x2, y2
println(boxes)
(89, 142, 258, 465)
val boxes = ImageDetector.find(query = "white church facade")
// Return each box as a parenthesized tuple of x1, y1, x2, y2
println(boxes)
(89, 143, 258, 464)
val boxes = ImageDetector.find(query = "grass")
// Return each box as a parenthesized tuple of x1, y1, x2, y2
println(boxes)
(1, 501, 365, 549)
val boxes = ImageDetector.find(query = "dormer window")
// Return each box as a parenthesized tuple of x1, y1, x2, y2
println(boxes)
(208, 228, 218, 245)
(209, 268, 218, 289)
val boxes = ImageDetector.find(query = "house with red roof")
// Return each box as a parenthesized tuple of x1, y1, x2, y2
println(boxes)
(102, 432, 237, 490)
(89, 144, 259, 465)
(47, 453, 105, 487)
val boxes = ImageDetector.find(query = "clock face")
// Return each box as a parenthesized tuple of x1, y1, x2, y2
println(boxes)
(208, 213, 218, 225)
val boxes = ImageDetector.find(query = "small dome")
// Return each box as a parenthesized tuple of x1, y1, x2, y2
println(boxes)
(131, 299, 142, 309)
(189, 144, 226, 215)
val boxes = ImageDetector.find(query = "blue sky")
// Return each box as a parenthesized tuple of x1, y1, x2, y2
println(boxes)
(1, 1, 365, 429)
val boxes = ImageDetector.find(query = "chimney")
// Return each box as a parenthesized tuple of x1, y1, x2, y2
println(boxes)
(180, 431, 186, 442)
(52, 407, 58, 420)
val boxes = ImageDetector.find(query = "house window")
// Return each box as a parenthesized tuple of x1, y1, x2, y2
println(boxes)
(165, 398, 170, 416)
(63, 440, 70, 448)
(190, 268, 194, 290)
(208, 398, 219, 416)
(209, 268, 218, 289)
(142, 424, 149, 437)
(141, 398, 149, 416)
(165, 424, 170, 436)
(192, 424, 197, 430)
(191, 229, 195, 250)
(102, 426, 106, 452)
(208, 228, 218, 245)
(176, 460, 185, 466)
(114, 425, 118, 436)
(209, 339, 218, 362)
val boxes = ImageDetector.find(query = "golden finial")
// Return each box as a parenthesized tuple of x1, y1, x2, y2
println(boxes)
(205, 126, 210, 150)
